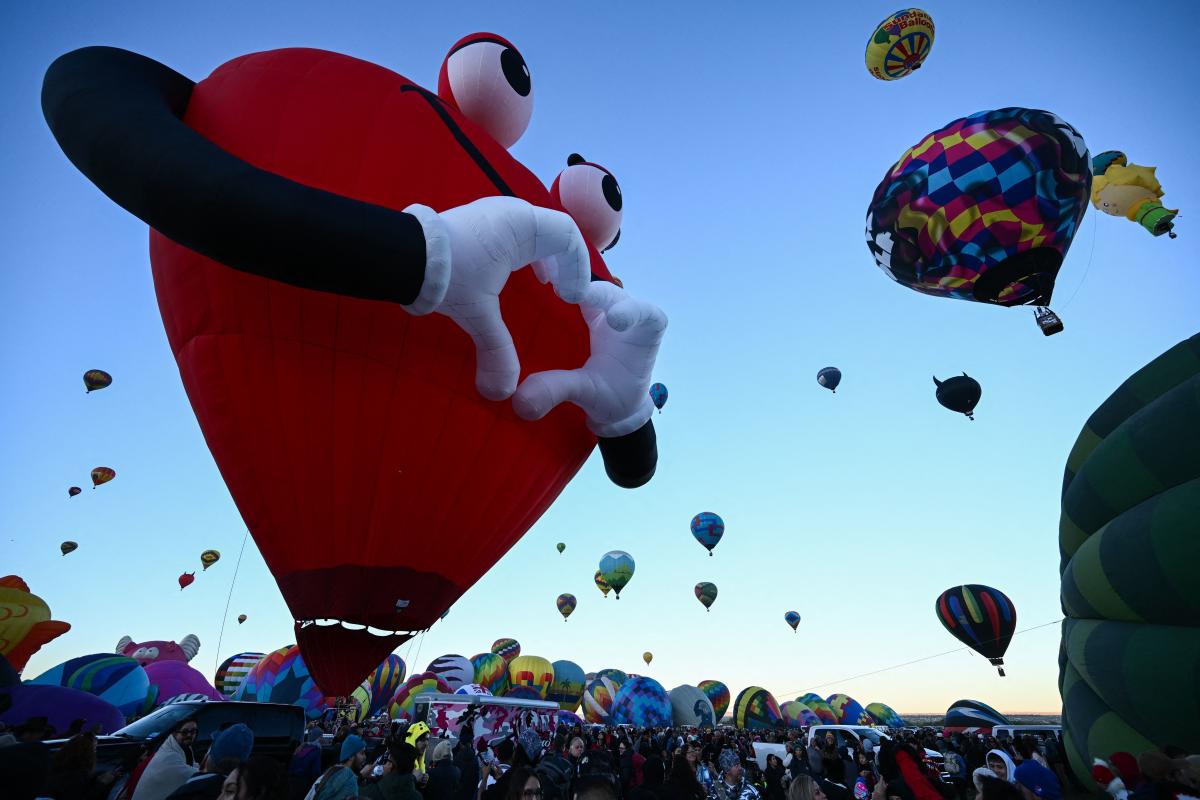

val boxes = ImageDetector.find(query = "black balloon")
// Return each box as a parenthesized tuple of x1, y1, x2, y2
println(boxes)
(933, 374, 982, 420)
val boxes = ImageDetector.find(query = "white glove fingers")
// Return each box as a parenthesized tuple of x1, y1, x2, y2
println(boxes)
(528, 208, 590, 303)
(513, 368, 595, 421)
(464, 296, 520, 401)
(606, 296, 669, 334)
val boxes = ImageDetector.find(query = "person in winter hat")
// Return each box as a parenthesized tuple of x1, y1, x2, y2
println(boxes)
(973, 750, 1018, 795)
(166, 723, 254, 800)
(1013, 759, 1061, 800)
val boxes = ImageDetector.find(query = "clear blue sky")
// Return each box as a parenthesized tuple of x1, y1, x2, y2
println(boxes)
(3, 0, 1198, 714)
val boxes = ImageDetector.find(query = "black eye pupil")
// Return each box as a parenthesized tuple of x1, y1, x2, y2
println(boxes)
(500, 48, 531, 97)
(602, 174, 622, 212)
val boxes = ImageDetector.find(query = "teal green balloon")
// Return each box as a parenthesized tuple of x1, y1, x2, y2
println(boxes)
(599, 550, 635, 599)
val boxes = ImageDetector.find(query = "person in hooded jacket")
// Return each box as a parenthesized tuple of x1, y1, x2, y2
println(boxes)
(166, 724, 254, 800)
(763, 755, 787, 800)
(972, 750, 1018, 797)
(426, 740, 462, 800)
(132, 719, 201, 800)
(288, 730, 325, 800)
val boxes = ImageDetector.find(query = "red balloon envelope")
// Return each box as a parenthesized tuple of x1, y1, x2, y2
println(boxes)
(178, 572, 195, 590)
(145, 47, 611, 694)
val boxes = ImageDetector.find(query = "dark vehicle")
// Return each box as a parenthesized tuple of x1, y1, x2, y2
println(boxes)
(46, 701, 305, 779)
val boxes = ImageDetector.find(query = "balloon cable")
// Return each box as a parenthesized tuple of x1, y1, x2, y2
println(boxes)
(1059, 212, 1098, 311)
(778, 618, 1062, 698)
(213, 529, 250, 676)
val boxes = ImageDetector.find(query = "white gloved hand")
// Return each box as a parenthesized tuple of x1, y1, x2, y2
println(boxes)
(405, 197, 590, 401)
(512, 281, 667, 438)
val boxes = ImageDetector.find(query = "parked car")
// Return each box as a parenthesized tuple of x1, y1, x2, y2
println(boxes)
(807, 724, 944, 766)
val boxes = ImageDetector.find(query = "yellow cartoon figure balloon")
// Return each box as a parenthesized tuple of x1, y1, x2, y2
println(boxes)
(866, 9, 935, 80)
(0, 576, 72, 673)
(1091, 151, 1178, 238)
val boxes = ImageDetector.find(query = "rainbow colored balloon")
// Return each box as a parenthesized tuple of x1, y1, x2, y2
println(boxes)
(935, 584, 1017, 675)
(215, 652, 265, 699)
(827, 693, 874, 725)
(388, 672, 451, 720)
(582, 671, 626, 724)
(698, 679, 730, 721)
(548, 659, 586, 712)
(491, 638, 521, 664)
(611, 676, 671, 727)
(733, 686, 783, 730)
(366, 654, 406, 715)
(556, 593, 576, 622)
(29, 653, 152, 718)
(471, 652, 508, 695)
(866, 701, 905, 727)
(780, 700, 815, 729)
(234, 645, 327, 719)
(798, 693, 838, 724)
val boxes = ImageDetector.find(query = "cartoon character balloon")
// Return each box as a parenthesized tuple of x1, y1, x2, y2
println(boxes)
(145, 660, 222, 706)
(784, 611, 801, 632)
(865, 9, 935, 81)
(866, 107, 1091, 334)
(0, 576, 71, 673)
(690, 512, 724, 556)
(1091, 151, 1177, 238)
(694, 582, 717, 611)
(116, 633, 200, 665)
(200, 550, 220, 570)
(594, 570, 612, 598)
(599, 550, 635, 598)
(550, 153, 622, 252)
(556, 593, 576, 621)
(649, 382, 668, 412)
(90, 466, 115, 488)
(44, 34, 666, 697)
(698, 680, 730, 721)
(1059, 333, 1200, 781)
(817, 367, 842, 393)
(933, 374, 982, 420)
(935, 584, 1016, 675)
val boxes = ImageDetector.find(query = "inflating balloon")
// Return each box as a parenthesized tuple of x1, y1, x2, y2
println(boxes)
(698, 680, 730, 721)
(594, 570, 612, 598)
(470, 652, 507, 696)
(694, 581, 717, 611)
(798, 693, 838, 724)
(550, 153, 622, 253)
(556, 542, 565, 554)
(29, 653, 152, 718)
(826, 693, 873, 725)
(548, 659, 586, 712)
(784, 611, 801, 632)
(817, 367, 841, 393)
(649, 382, 668, 411)
(865, 701, 906, 727)
(367, 654, 407, 715)
(642, 651, 652, 666)
(215, 652, 264, 698)
(556, 593, 576, 621)
(388, 672, 452, 721)
(83, 369, 112, 392)
(1091, 151, 1177, 238)
(669, 685, 716, 728)
(0, 577, 72, 673)
(145, 660, 222, 706)
(690, 512, 724, 556)
(508, 654, 554, 699)
(865, 9, 935, 81)
(178, 572, 194, 590)
(733, 686, 783, 730)
(599, 550, 634, 598)
(235, 645, 327, 718)
(116, 632, 200, 666)
(582, 674, 622, 724)
(237, 614, 246, 624)
(935, 584, 1016, 675)
(60, 541, 77, 556)
(780, 701, 813, 729)
(611, 676, 670, 727)
(426, 654, 474, 691)
(491, 638, 521, 664)
(43, 36, 663, 697)
(1059, 333, 1200, 782)
(90, 467, 115, 488)
(933, 374, 982, 420)
(68, 486, 81, 497)
(943, 698, 1009, 732)
(866, 108, 1090, 335)
(455, 683, 492, 697)
(200, 549, 220, 570)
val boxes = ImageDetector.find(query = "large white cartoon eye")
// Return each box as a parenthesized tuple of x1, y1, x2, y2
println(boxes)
(145, 647, 159, 660)
(438, 33, 533, 149)
(133, 647, 149, 660)
(551, 154, 623, 252)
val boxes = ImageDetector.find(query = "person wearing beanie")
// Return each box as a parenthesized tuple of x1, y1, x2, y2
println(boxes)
(166, 723, 255, 800)
(1014, 760, 1062, 800)
(310, 733, 368, 800)
(362, 741, 423, 800)
(706, 749, 760, 800)
(289, 728, 325, 800)
(426, 739, 463, 800)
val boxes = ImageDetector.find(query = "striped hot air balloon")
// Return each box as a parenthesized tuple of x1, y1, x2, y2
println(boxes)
(935, 584, 1016, 676)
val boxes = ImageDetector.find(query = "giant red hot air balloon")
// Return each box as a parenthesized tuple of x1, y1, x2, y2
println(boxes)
(43, 36, 665, 696)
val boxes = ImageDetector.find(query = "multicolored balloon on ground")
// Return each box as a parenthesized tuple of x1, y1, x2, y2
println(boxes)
(0, 677, 126, 734)
(557, 593, 576, 621)
(933, 374, 982, 420)
(426, 654, 474, 691)
(798, 693, 838, 724)
(29, 654, 151, 717)
(491, 638, 521, 664)
(943, 698, 1009, 732)
(865, 9, 935, 81)
(594, 570, 611, 598)
(83, 369, 113, 392)
(612, 676, 670, 727)
(649, 382, 668, 411)
(827, 693, 873, 725)
(599, 551, 635, 598)
(548, 659, 586, 712)
(508, 655, 554, 699)
(690, 512, 724, 556)
(866, 702, 905, 727)
(68, 486, 81, 497)
(200, 550, 220, 570)
(582, 671, 626, 724)
(865, 107, 1090, 332)
(367, 654, 407, 715)
(0, 576, 71, 674)
(784, 611, 801, 631)
(470, 652, 507, 696)
(694, 582, 717, 611)
(935, 584, 1016, 675)
(698, 679, 730, 721)
(504, 685, 543, 700)
(1059, 333, 1200, 782)
(782, 700, 820, 727)
(60, 541, 78, 556)
(235, 645, 327, 718)
(388, 671, 451, 720)
(669, 685, 715, 728)
(215, 652, 265, 698)
(145, 661, 221, 706)
(733, 686, 783, 730)
(178, 572, 194, 590)
(817, 367, 842, 393)
(90, 466, 116, 488)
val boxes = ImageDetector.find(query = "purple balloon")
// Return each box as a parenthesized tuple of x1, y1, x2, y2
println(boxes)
(145, 661, 221, 705)
(0, 683, 126, 733)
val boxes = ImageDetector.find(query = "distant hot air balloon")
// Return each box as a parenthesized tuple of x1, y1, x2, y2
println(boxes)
(556, 593, 576, 622)
(694, 582, 717, 611)
(237, 614, 247, 624)
(817, 367, 842, 393)
(649, 382, 668, 412)
(67, 487, 81, 498)
(178, 572, 195, 591)
(60, 541, 78, 556)
(594, 570, 611, 598)
(936, 584, 1016, 676)
(933, 374, 982, 420)
(83, 370, 113, 393)
(643, 651, 653, 666)
(556, 542, 565, 554)
(491, 638, 521, 664)
(599, 551, 635, 599)
(200, 550, 221, 570)
(90, 467, 115, 488)
(690, 512, 724, 557)
(784, 611, 801, 632)
(865, 8, 935, 81)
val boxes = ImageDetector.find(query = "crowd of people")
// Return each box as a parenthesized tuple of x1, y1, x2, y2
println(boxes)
(4, 714, 1200, 800)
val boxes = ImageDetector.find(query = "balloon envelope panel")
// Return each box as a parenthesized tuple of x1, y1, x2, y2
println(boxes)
(471, 652, 508, 695)
(698, 680, 730, 721)
(388, 672, 451, 720)
(367, 654, 407, 715)
(508, 655, 554, 700)
(548, 659, 586, 712)
(733, 686, 782, 730)
(234, 645, 327, 719)
(943, 698, 1010, 730)
(669, 685, 716, 728)
(827, 693, 873, 725)
(29, 654, 151, 718)
(611, 676, 671, 727)
(866, 702, 905, 727)
(427, 654, 474, 691)
(216, 652, 265, 699)
(798, 693, 838, 724)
